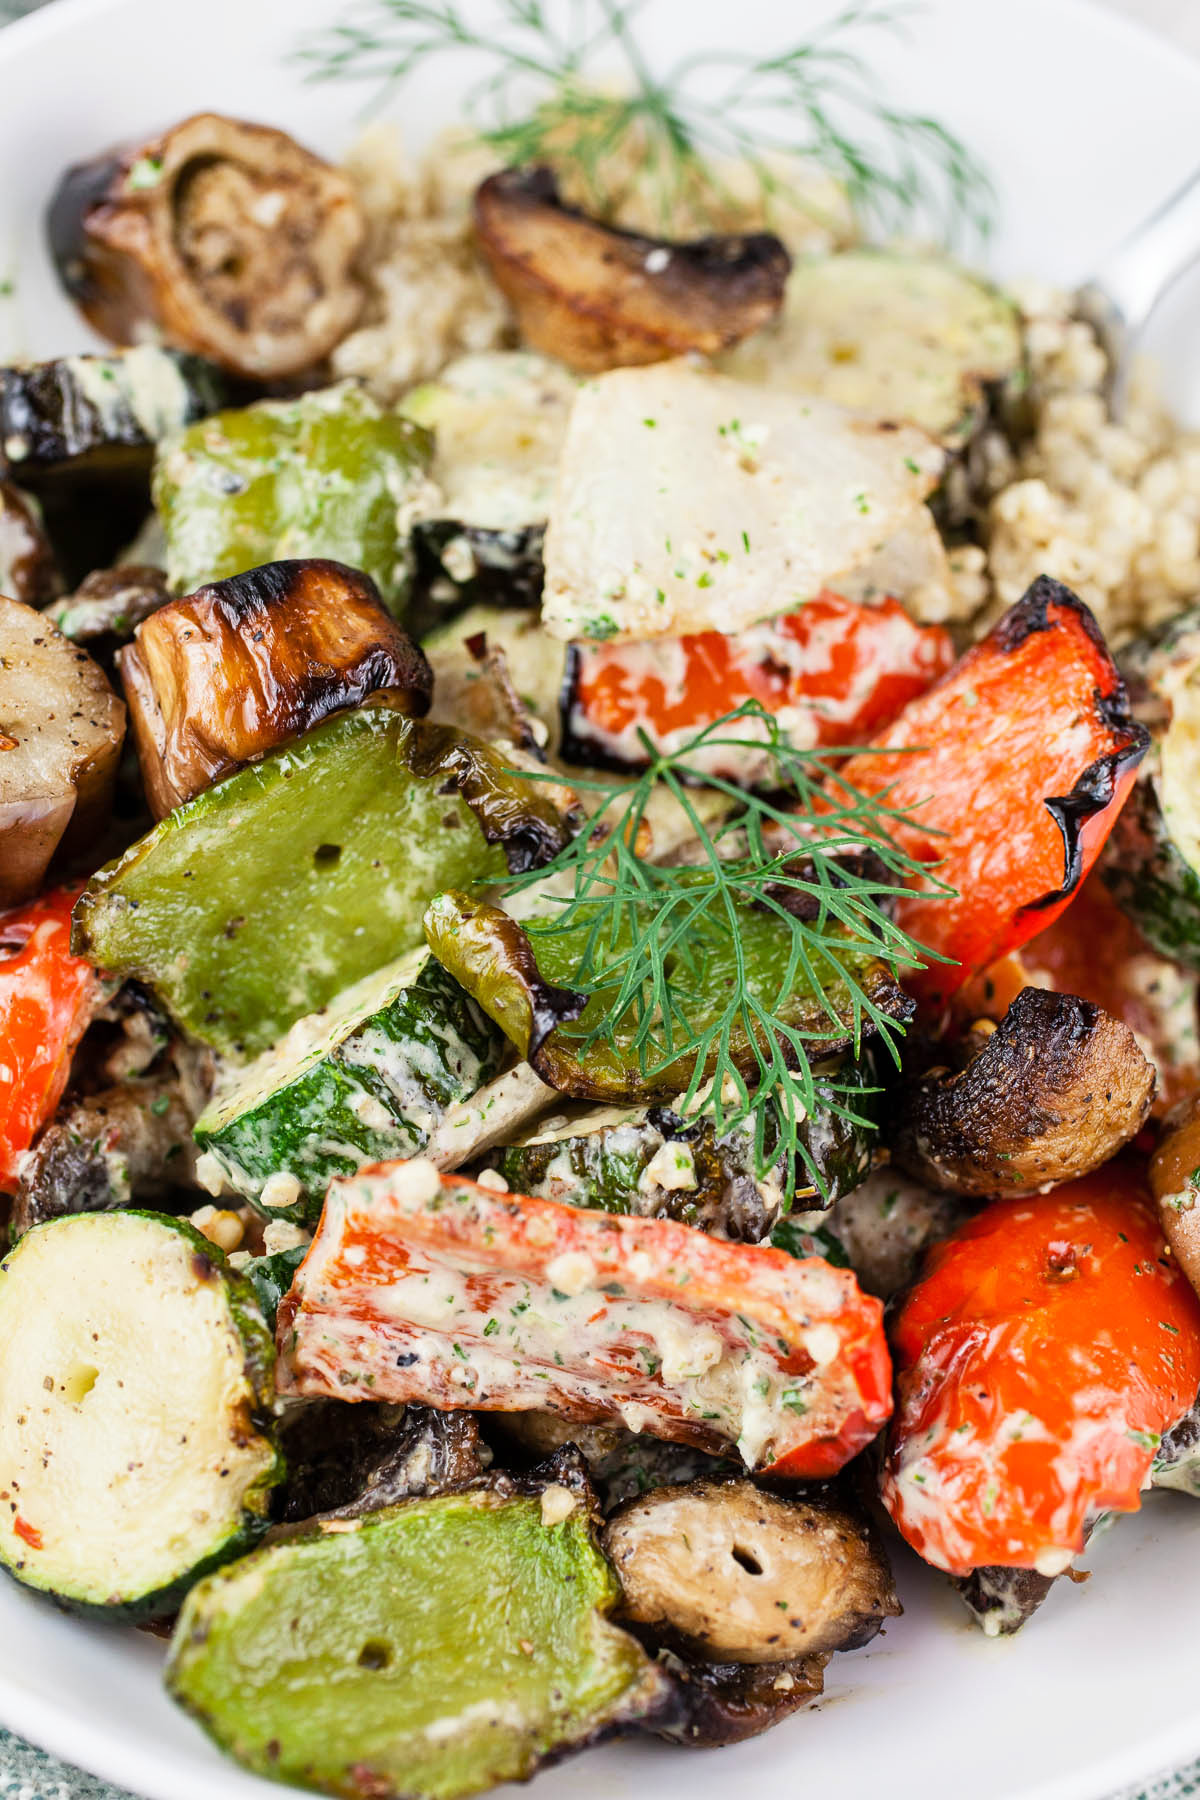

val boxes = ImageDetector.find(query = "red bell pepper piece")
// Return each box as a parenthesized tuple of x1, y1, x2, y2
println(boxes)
(561, 591, 953, 774)
(0, 885, 98, 1191)
(836, 577, 1148, 1008)
(277, 1160, 893, 1478)
(881, 1161, 1200, 1578)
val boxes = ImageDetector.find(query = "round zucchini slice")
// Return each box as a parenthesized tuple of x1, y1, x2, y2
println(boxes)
(0, 1210, 281, 1620)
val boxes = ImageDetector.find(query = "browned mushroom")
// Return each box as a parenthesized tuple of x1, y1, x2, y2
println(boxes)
(654, 1648, 830, 1748)
(603, 1479, 899, 1664)
(274, 1402, 486, 1525)
(0, 595, 125, 905)
(117, 558, 433, 818)
(1150, 1093, 1200, 1300)
(0, 482, 59, 604)
(888, 986, 1155, 1197)
(48, 114, 366, 381)
(474, 166, 790, 372)
(47, 564, 172, 671)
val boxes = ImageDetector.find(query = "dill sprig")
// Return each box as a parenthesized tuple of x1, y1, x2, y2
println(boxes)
(501, 700, 953, 1202)
(296, 0, 995, 243)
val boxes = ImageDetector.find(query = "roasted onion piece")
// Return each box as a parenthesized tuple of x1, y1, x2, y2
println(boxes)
(48, 114, 366, 380)
(888, 987, 1155, 1196)
(118, 558, 433, 818)
(474, 166, 790, 372)
(0, 596, 125, 905)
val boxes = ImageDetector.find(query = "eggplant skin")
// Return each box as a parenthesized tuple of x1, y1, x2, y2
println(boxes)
(274, 1401, 486, 1525)
(888, 986, 1156, 1197)
(474, 165, 791, 372)
(48, 114, 366, 381)
(118, 558, 433, 818)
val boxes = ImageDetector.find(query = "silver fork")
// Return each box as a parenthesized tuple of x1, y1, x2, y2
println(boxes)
(1076, 165, 1200, 412)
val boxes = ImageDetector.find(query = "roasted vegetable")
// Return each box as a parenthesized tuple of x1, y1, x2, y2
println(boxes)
(0, 596, 125, 905)
(274, 1401, 485, 1524)
(48, 113, 366, 380)
(605, 1479, 898, 1662)
(888, 987, 1155, 1196)
(73, 706, 574, 1058)
(0, 1210, 281, 1618)
(242, 1244, 308, 1334)
(423, 602, 567, 750)
(0, 481, 59, 603)
(194, 950, 507, 1223)
(277, 1159, 893, 1478)
(118, 558, 433, 818)
(166, 1469, 671, 1799)
(0, 887, 99, 1191)
(1153, 1393, 1200, 1498)
(881, 1162, 1200, 1580)
(10, 1069, 199, 1237)
(560, 591, 954, 776)
(491, 1065, 878, 1232)
(719, 249, 1023, 445)
(950, 1565, 1065, 1640)
(153, 382, 434, 611)
(1149, 1094, 1200, 1302)
(836, 577, 1150, 1007)
(1100, 605, 1200, 967)
(783, 1167, 971, 1302)
(540, 361, 945, 642)
(474, 165, 790, 372)
(401, 351, 579, 621)
(424, 889, 910, 1105)
(47, 564, 171, 668)
(654, 1647, 828, 1748)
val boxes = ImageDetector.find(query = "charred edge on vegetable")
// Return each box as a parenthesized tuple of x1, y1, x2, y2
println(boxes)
(410, 724, 577, 875)
(556, 641, 649, 774)
(47, 155, 128, 315)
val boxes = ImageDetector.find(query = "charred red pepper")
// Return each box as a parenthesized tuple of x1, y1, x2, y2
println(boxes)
(881, 1161, 1200, 1577)
(0, 886, 97, 1191)
(560, 591, 954, 775)
(836, 577, 1148, 1007)
(277, 1159, 892, 1478)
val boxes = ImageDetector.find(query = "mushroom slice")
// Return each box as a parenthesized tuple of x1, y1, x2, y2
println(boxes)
(0, 483, 59, 604)
(274, 1401, 486, 1525)
(1150, 1094, 1200, 1301)
(655, 1650, 830, 1748)
(603, 1479, 899, 1664)
(118, 558, 433, 818)
(48, 114, 366, 381)
(0, 596, 125, 905)
(474, 166, 791, 373)
(48, 564, 172, 670)
(889, 987, 1156, 1197)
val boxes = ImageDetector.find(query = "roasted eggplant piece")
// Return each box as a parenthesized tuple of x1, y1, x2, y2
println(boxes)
(604, 1479, 899, 1664)
(274, 1401, 486, 1524)
(475, 166, 790, 372)
(654, 1647, 829, 1748)
(0, 481, 59, 603)
(118, 558, 433, 818)
(153, 381, 434, 611)
(46, 564, 171, 667)
(49, 113, 366, 380)
(0, 595, 125, 905)
(888, 988, 1155, 1197)
(10, 1070, 199, 1239)
(951, 1564, 1064, 1639)
(789, 1167, 973, 1302)
(166, 1463, 672, 1799)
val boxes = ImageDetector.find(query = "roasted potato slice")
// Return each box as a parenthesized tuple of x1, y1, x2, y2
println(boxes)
(603, 1479, 899, 1664)
(49, 114, 366, 381)
(118, 558, 433, 817)
(474, 166, 790, 372)
(889, 987, 1155, 1196)
(0, 596, 125, 905)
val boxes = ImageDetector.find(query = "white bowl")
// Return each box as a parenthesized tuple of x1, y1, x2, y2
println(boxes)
(2, 3, 1200, 1797)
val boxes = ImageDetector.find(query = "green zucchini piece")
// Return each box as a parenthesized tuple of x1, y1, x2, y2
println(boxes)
(0, 1210, 280, 1620)
(153, 381, 434, 612)
(493, 1064, 877, 1230)
(424, 888, 911, 1105)
(1101, 606, 1200, 967)
(73, 706, 575, 1058)
(195, 951, 507, 1223)
(401, 351, 578, 624)
(166, 1477, 671, 1800)
(242, 1245, 308, 1332)
(718, 249, 1023, 446)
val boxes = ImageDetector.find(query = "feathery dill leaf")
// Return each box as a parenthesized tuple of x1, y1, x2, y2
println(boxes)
(296, 0, 994, 242)
(500, 699, 953, 1203)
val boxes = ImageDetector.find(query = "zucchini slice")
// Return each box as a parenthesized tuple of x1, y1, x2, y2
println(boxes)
(73, 706, 575, 1058)
(195, 951, 508, 1224)
(717, 249, 1023, 446)
(166, 1471, 671, 1799)
(0, 1210, 280, 1620)
(1102, 607, 1200, 967)
(401, 351, 579, 621)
